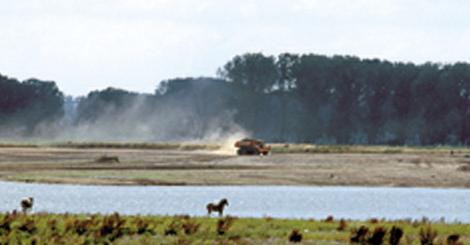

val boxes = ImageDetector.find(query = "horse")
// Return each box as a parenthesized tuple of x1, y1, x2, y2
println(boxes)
(21, 197, 34, 214)
(206, 198, 229, 216)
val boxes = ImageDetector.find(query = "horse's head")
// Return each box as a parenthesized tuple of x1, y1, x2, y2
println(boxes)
(220, 198, 229, 206)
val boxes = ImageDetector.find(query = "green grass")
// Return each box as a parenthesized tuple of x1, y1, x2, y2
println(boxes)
(0, 213, 468, 244)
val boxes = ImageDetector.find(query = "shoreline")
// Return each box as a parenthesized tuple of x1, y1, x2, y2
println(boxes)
(0, 212, 468, 244)
(3, 178, 470, 189)
(0, 145, 469, 188)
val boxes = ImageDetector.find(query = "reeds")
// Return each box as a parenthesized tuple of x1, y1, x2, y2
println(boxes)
(0, 212, 465, 244)
(216, 216, 236, 235)
(419, 225, 438, 245)
(336, 219, 347, 231)
(350, 226, 401, 245)
(389, 226, 404, 245)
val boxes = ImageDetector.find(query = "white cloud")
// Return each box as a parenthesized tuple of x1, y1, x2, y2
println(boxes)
(0, 0, 469, 95)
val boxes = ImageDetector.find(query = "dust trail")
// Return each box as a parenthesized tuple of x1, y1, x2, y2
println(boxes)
(191, 128, 251, 156)
(212, 131, 250, 156)
(1, 79, 255, 145)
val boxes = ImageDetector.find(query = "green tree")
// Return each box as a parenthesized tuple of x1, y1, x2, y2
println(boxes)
(218, 53, 279, 93)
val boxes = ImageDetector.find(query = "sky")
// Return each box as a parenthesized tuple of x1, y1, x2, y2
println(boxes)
(1, 0, 469, 96)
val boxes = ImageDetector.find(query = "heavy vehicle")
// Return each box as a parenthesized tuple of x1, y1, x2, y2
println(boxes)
(234, 138, 271, 155)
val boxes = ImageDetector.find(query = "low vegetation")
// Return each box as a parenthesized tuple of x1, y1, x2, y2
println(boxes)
(270, 144, 470, 154)
(0, 213, 468, 244)
(1, 142, 470, 187)
(1, 141, 469, 155)
(53, 142, 220, 151)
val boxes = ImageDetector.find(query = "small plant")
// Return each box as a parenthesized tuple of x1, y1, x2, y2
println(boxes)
(0, 213, 15, 234)
(47, 219, 57, 232)
(288, 229, 302, 243)
(17, 218, 37, 234)
(95, 155, 120, 163)
(65, 216, 89, 235)
(419, 225, 438, 245)
(446, 234, 461, 245)
(181, 219, 200, 235)
(389, 226, 404, 245)
(164, 221, 178, 236)
(134, 218, 156, 235)
(324, 215, 334, 223)
(350, 226, 369, 244)
(98, 212, 126, 241)
(216, 216, 236, 235)
(369, 218, 379, 224)
(367, 227, 386, 245)
(337, 219, 347, 231)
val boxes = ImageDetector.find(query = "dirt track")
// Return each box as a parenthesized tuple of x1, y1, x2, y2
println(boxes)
(1, 147, 470, 187)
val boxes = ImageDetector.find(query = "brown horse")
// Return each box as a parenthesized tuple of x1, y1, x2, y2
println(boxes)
(21, 197, 34, 214)
(206, 198, 229, 216)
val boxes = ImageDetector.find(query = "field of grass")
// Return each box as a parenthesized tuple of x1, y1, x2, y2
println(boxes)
(0, 212, 469, 245)
(0, 142, 469, 244)
(1, 141, 469, 155)
(0, 141, 221, 151)
(1, 143, 470, 187)
(269, 143, 470, 154)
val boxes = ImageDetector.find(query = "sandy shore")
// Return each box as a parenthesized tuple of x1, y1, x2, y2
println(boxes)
(0, 146, 469, 187)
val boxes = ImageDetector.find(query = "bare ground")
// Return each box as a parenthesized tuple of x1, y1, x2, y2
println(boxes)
(1, 146, 470, 187)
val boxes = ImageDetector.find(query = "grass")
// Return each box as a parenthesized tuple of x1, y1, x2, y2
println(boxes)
(1, 141, 470, 155)
(52, 142, 221, 151)
(269, 143, 470, 154)
(0, 141, 220, 151)
(3, 169, 280, 186)
(0, 213, 468, 244)
(1, 141, 470, 187)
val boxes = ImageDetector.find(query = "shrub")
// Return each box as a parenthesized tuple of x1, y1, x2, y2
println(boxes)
(446, 234, 460, 245)
(164, 221, 178, 236)
(337, 219, 347, 231)
(350, 226, 369, 244)
(367, 227, 386, 245)
(389, 226, 404, 245)
(216, 216, 236, 235)
(288, 229, 302, 243)
(181, 220, 200, 235)
(419, 226, 438, 245)
(323, 215, 334, 223)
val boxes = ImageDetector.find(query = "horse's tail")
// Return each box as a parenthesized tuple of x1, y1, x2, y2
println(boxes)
(206, 204, 213, 214)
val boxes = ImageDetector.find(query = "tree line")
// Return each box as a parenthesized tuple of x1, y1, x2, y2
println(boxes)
(219, 53, 470, 145)
(0, 53, 469, 145)
(0, 74, 64, 136)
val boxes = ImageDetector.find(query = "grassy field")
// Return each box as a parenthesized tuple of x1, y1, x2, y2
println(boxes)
(1, 141, 469, 154)
(270, 143, 470, 154)
(1, 143, 469, 244)
(0, 142, 470, 187)
(0, 212, 468, 244)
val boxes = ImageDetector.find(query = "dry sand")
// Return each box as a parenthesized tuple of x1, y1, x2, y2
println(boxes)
(0, 147, 470, 187)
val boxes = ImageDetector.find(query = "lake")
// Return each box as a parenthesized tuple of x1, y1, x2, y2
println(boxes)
(0, 181, 469, 222)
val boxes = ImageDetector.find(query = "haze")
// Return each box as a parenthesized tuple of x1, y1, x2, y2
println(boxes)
(0, 0, 469, 96)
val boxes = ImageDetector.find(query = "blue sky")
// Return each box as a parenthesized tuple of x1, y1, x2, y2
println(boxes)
(1, 0, 469, 96)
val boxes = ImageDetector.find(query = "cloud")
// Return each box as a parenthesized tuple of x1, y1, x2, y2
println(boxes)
(0, 0, 469, 96)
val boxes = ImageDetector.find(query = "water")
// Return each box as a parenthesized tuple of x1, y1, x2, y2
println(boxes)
(1, 181, 469, 222)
